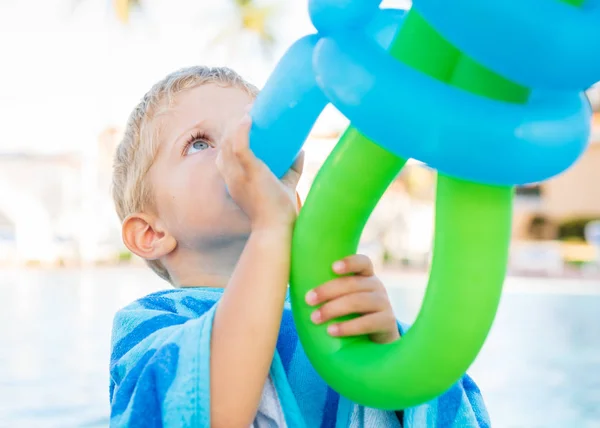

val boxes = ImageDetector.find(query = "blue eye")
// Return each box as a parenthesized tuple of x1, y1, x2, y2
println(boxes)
(185, 139, 211, 155)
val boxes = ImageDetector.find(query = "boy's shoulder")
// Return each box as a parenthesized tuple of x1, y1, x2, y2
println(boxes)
(113, 287, 225, 331)
(110, 288, 226, 361)
(111, 287, 296, 350)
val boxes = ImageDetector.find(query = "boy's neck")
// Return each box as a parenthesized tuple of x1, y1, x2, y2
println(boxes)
(166, 234, 248, 288)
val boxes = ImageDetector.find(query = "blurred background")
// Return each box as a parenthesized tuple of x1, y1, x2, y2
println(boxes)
(0, 0, 599, 427)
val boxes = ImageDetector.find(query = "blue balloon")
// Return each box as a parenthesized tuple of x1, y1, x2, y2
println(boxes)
(312, 33, 591, 185)
(249, 0, 597, 186)
(249, 8, 404, 178)
(414, 0, 600, 90)
(309, 0, 380, 34)
(364, 8, 405, 50)
(248, 35, 327, 179)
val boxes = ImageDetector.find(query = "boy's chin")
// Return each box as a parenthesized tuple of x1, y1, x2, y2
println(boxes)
(214, 210, 252, 236)
(192, 228, 251, 252)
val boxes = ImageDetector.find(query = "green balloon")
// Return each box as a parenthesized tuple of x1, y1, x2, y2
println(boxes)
(289, 10, 521, 409)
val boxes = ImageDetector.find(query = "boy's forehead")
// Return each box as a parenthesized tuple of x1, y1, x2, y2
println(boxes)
(152, 88, 211, 154)
(154, 84, 253, 155)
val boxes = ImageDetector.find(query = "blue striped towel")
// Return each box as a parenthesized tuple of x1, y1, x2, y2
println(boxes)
(109, 287, 490, 427)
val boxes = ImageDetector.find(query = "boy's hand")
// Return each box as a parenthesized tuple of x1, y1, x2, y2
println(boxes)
(216, 113, 304, 232)
(306, 254, 400, 344)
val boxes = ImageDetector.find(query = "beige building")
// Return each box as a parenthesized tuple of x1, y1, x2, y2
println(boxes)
(513, 112, 600, 242)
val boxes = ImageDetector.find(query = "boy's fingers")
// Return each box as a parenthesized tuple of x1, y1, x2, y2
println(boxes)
(332, 254, 374, 276)
(230, 116, 254, 167)
(327, 311, 397, 338)
(216, 150, 243, 190)
(305, 275, 379, 305)
(220, 115, 252, 169)
(310, 291, 387, 324)
(216, 129, 245, 180)
(230, 115, 251, 150)
(216, 150, 224, 173)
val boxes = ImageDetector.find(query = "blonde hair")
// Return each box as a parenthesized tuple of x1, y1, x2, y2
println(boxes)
(112, 66, 258, 283)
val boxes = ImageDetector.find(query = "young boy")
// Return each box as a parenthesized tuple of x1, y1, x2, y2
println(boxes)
(109, 66, 490, 427)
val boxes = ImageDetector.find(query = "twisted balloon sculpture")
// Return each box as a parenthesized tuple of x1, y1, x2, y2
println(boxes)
(248, 0, 597, 410)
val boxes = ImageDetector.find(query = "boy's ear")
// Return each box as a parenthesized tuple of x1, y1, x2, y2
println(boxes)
(122, 213, 177, 261)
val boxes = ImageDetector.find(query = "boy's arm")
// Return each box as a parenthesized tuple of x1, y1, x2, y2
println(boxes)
(210, 228, 292, 427)
(210, 115, 303, 426)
